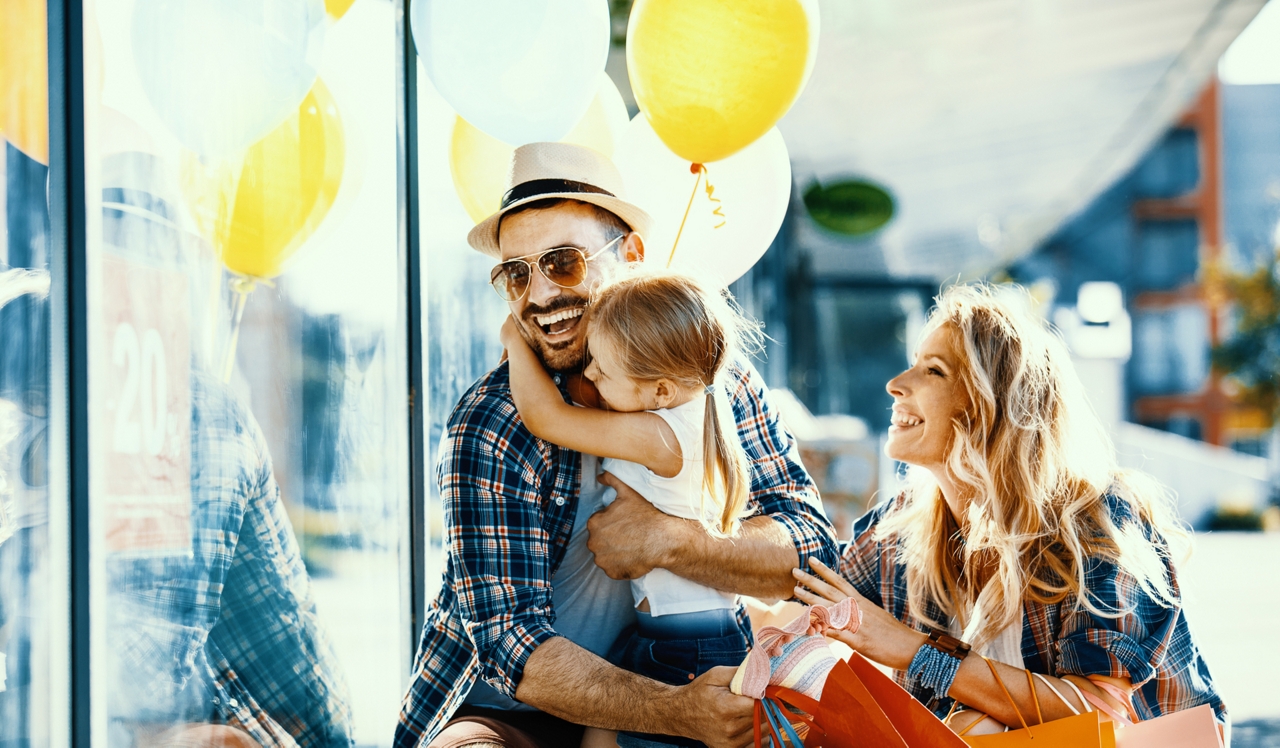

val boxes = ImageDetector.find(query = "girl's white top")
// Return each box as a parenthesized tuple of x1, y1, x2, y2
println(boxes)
(601, 396, 738, 617)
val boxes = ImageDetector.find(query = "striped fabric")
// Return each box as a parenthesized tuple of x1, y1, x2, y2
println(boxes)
(840, 493, 1227, 724)
(394, 360, 840, 748)
(731, 599, 860, 701)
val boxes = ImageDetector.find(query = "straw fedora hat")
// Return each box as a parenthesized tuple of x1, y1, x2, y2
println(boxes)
(467, 142, 653, 258)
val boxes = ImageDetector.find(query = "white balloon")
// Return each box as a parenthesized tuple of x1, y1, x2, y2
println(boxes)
(616, 117, 792, 288)
(411, 0, 609, 145)
(132, 0, 326, 159)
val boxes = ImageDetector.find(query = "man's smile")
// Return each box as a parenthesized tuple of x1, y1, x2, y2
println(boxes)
(533, 307, 585, 338)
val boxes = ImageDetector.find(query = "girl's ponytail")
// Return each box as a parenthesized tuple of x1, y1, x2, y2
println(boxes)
(701, 383, 751, 537)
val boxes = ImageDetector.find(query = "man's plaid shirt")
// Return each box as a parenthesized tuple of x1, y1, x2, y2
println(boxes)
(842, 493, 1226, 724)
(394, 361, 839, 747)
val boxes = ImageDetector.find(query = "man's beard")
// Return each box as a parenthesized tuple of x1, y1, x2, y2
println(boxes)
(521, 296, 588, 373)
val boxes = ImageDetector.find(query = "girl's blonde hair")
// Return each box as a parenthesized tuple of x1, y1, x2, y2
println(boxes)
(877, 283, 1189, 646)
(588, 270, 762, 537)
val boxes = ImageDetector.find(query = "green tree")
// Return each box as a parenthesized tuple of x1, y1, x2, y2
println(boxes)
(1211, 250, 1280, 418)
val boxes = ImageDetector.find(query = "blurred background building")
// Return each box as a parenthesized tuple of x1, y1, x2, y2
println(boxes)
(706, 1, 1280, 534)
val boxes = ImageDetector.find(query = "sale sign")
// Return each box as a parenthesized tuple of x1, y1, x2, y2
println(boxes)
(100, 253, 192, 556)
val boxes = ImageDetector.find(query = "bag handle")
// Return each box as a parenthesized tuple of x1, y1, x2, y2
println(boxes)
(1060, 677, 1092, 713)
(1024, 668, 1043, 725)
(765, 685, 822, 716)
(1032, 672, 1080, 716)
(1073, 678, 1134, 726)
(981, 656, 1031, 732)
(761, 698, 805, 747)
(763, 687, 825, 743)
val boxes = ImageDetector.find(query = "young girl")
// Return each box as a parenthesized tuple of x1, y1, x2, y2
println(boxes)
(499, 270, 761, 748)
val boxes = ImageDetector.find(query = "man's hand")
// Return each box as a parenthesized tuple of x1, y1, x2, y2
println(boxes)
(516, 638, 752, 746)
(592, 473, 801, 599)
(671, 667, 755, 748)
(588, 472, 679, 580)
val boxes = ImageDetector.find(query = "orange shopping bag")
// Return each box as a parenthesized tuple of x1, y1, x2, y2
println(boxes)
(1021, 666, 1222, 748)
(959, 657, 1113, 748)
(753, 654, 969, 747)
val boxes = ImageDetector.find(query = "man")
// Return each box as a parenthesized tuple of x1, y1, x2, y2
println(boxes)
(394, 143, 838, 748)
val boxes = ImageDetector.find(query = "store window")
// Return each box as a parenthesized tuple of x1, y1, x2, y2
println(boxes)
(84, 0, 409, 745)
(1, 0, 56, 744)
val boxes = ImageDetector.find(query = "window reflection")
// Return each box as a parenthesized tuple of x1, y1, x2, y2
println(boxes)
(1, 0, 55, 737)
(88, 0, 407, 745)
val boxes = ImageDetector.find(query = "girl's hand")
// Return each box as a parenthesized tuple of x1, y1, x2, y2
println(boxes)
(792, 557, 927, 669)
(500, 315, 527, 351)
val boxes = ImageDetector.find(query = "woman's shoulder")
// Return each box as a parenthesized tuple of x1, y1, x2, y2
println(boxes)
(848, 493, 909, 542)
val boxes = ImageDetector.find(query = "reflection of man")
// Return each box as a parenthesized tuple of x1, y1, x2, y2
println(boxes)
(395, 144, 838, 748)
(108, 370, 354, 748)
(92, 157, 355, 748)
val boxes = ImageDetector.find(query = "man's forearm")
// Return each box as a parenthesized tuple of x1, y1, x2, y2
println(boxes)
(513, 637, 683, 732)
(659, 515, 798, 600)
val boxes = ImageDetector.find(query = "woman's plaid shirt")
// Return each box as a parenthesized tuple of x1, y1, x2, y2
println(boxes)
(842, 494, 1227, 724)
(393, 361, 839, 747)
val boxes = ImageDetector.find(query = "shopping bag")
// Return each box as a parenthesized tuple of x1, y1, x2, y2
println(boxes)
(732, 599, 864, 747)
(1112, 704, 1222, 747)
(840, 651, 968, 747)
(1032, 669, 1221, 748)
(960, 657, 1113, 748)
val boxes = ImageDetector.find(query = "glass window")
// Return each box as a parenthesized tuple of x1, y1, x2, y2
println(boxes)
(1, 0, 56, 743)
(414, 71, 507, 599)
(84, 0, 409, 745)
(1134, 219, 1200, 292)
(1130, 304, 1210, 396)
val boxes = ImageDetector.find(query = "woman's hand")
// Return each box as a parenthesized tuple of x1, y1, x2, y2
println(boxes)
(792, 557, 927, 670)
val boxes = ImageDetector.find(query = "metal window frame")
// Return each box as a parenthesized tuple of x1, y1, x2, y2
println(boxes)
(44, 0, 427, 741)
(46, 0, 89, 743)
(397, 0, 429, 684)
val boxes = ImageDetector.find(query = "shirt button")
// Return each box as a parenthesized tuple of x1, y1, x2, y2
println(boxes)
(554, 497, 565, 506)
(553, 374, 562, 385)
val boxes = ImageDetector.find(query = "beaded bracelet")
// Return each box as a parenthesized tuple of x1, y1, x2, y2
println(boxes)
(907, 634, 967, 700)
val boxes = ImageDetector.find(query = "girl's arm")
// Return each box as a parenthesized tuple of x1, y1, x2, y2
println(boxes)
(500, 316, 683, 477)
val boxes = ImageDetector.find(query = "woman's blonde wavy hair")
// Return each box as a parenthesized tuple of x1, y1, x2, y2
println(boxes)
(877, 283, 1189, 646)
(587, 270, 762, 537)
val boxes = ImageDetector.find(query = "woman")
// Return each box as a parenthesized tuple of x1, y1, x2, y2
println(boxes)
(794, 283, 1226, 735)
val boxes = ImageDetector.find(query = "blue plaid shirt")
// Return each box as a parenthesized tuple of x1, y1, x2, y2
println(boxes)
(107, 374, 354, 747)
(394, 361, 839, 747)
(841, 493, 1227, 723)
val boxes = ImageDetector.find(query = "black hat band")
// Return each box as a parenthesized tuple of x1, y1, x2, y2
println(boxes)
(501, 179, 615, 209)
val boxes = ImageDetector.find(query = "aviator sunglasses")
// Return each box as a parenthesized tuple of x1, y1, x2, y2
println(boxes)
(489, 234, 625, 302)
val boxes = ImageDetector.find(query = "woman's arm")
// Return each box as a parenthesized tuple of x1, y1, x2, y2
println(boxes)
(500, 316, 683, 477)
(792, 558, 1135, 729)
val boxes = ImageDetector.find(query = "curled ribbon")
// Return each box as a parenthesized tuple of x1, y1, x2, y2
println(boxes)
(737, 598, 862, 699)
(703, 167, 726, 230)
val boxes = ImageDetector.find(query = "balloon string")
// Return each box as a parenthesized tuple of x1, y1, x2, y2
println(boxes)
(219, 272, 274, 383)
(668, 163, 705, 268)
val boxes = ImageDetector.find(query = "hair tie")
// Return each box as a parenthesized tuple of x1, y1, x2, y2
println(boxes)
(704, 383, 716, 395)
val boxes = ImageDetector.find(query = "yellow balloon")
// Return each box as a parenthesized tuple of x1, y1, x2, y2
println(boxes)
(326, 0, 358, 21)
(449, 75, 630, 224)
(627, 0, 816, 164)
(183, 79, 345, 279)
(0, 0, 50, 164)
